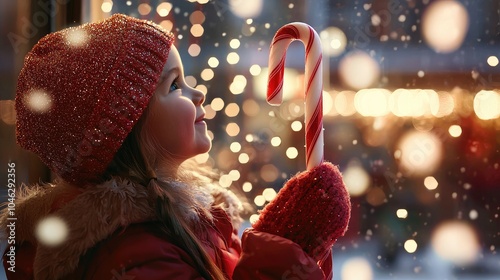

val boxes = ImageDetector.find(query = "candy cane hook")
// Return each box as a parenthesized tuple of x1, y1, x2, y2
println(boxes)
(267, 22, 324, 170)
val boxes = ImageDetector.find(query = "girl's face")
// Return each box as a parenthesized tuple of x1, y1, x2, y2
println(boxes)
(143, 46, 211, 165)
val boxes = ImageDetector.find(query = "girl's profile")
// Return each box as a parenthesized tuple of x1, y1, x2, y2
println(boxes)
(0, 14, 350, 280)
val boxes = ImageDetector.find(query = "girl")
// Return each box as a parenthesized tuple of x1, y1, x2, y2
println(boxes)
(1, 14, 350, 279)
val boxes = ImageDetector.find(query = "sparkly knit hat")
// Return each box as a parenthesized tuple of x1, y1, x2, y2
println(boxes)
(15, 14, 174, 186)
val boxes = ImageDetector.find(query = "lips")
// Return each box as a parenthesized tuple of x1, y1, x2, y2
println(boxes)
(195, 114, 205, 123)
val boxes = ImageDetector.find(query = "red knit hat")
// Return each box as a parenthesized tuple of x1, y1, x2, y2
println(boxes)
(15, 14, 174, 186)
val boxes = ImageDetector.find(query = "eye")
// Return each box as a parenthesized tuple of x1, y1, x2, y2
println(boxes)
(169, 80, 180, 92)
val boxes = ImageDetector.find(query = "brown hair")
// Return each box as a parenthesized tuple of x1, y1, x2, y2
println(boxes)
(102, 107, 226, 280)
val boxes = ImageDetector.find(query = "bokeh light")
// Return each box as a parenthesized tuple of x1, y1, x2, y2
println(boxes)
(404, 239, 418, 253)
(473, 90, 500, 120)
(157, 2, 172, 17)
(431, 220, 480, 266)
(341, 257, 373, 280)
(343, 161, 371, 196)
(354, 88, 391, 117)
(424, 176, 438, 190)
(448, 125, 462, 137)
(487, 56, 499, 67)
(286, 147, 298, 159)
(190, 24, 204, 37)
(24, 90, 52, 113)
(35, 216, 68, 247)
(65, 28, 88, 47)
(320, 26, 347, 57)
(211, 97, 224, 111)
(229, 0, 263, 19)
(422, 0, 469, 53)
(397, 130, 443, 177)
(188, 43, 201, 57)
(227, 52, 240, 64)
(208, 57, 219, 68)
(396, 209, 408, 219)
(339, 51, 380, 90)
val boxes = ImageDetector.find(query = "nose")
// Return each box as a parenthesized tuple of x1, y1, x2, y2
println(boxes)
(191, 87, 205, 106)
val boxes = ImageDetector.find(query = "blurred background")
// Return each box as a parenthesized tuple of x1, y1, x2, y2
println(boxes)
(1, 0, 500, 279)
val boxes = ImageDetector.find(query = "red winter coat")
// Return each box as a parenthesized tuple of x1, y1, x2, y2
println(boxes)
(1, 178, 332, 279)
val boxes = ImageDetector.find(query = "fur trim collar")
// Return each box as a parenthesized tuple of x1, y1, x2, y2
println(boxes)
(1, 178, 157, 279)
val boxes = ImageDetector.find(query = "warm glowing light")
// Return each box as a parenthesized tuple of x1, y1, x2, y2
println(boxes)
(245, 134, 254, 142)
(230, 142, 242, 153)
(396, 209, 408, 219)
(0, 100, 15, 125)
(422, 0, 469, 53)
(249, 64, 261, 76)
(286, 147, 298, 159)
(320, 27, 347, 57)
(160, 20, 173, 32)
(227, 52, 240, 64)
(431, 221, 480, 266)
(249, 214, 259, 224)
(270, 137, 281, 147)
(65, 29, 88, 47)
(229, 75, 247, 95)
(25, 90, 52, 113)
(433, 91, 455, 117)
(449, 125, 462, 137)
(469, 209, 478, 220)
(229, 170, 240, 181)
(243, 99, 260, 116)
(354, 88, 391, 117)
(225, 103, 240, 117)
(189, 10, 205, 24)
(261, 164, 279, 182)
(291, 121, 302, 131)
(404, 239, 418, 253)
(474, 90, 500, 120)
(230, 39, 241, 49)
(262, 188, 277, 201)
(335, 91, 357, 116)
(185, 76, 197, 88)
(487, 56, 499, 67)
(424, 176, 438, 190)
(254, 195, 265, 206)
(242, 182, 252, 192)
(341, 257, 373, 280)
(208, 57, 219, 68)
(157, 2, 173, 17)
(204, 105, 215, 119)
(343, 162, 370, 196)
(219, 174, 232, 188)
(339, 51, 380, 90)
(201, 68, 214, 81)
(229, 0, 263, 18)
(226, 123, 240, 136)
(138, 3, 151, 15)
(36, 216, 68, 246)
(239, 153, 249, 164)
(323, 90, 334, 116)
(101, 1, 112, 13)
(389, 89, 439, 117)
(397, 130, 443, 177)
(211, 98, 224, 111)
(188, 44, 201, 57)
(190, 24, 204, 37)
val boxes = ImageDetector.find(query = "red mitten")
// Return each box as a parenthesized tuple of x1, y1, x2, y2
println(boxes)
(253, 162, 351, 261)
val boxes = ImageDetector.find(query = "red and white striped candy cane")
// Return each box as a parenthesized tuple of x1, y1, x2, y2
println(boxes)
(267, 22, 324, 170)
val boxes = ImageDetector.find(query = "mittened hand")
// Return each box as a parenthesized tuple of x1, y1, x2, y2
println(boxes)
(252, 162, 351, 261)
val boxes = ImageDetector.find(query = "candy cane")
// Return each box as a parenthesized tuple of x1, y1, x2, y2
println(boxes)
(267, 22, 324, 170)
